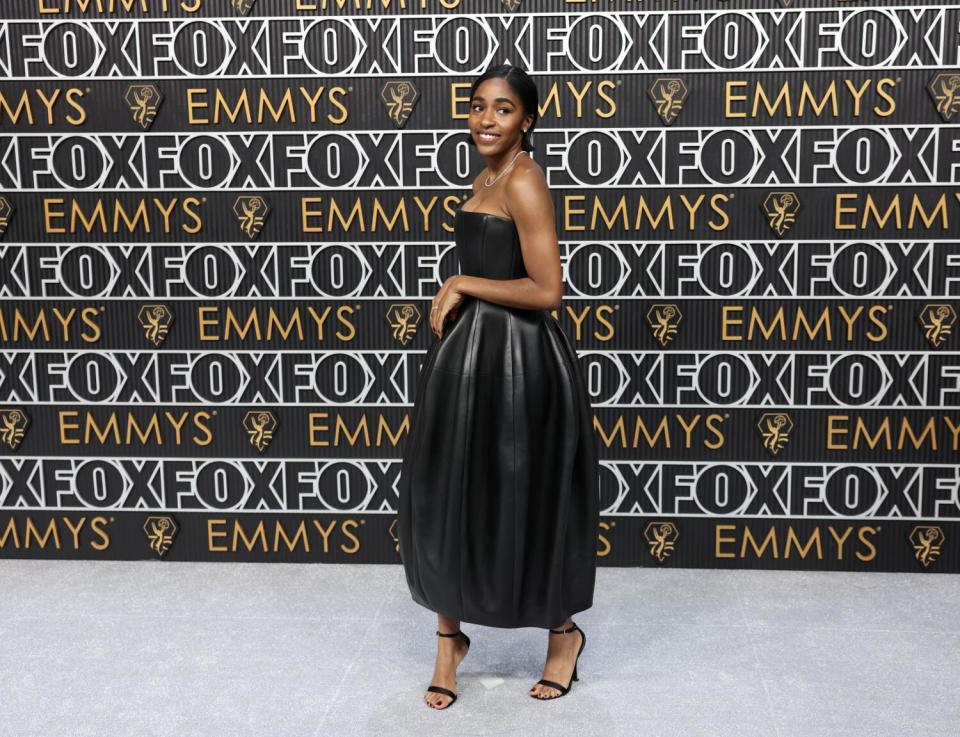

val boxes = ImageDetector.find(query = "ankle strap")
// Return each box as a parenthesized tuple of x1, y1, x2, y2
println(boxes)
(436, 629, 462, 637)
(548, 623, 578, 634)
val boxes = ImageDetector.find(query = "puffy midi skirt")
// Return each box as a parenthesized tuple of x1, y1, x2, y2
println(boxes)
(396, 289, 600, 629)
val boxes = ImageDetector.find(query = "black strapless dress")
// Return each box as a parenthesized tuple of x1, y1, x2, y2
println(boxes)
(397, 208, 599, 629)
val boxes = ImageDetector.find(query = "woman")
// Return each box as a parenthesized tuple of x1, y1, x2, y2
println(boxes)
(396, 64, 600, 708)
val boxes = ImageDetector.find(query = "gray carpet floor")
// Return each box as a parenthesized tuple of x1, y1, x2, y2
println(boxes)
(0, 560, 956, 737)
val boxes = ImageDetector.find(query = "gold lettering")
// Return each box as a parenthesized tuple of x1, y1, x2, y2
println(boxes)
(715, 524, 737, 558)
(741, 526, 779, 558)
(857, 527, 878, 561)
(209, 519, 228, 551)
(312, 518, 337, 553)
(784, 527, 823, 559)
(233, 519, 269, 552)
(341, 519, 361, 554)
(275, 521, 310, 552)
(827, 526, 854, 560)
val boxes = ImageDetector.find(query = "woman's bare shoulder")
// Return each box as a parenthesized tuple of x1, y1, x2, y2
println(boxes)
(506, 155, 549, 196)
(505, 156, 553, 221)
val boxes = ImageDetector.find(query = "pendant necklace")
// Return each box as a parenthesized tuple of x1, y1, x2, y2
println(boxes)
(484, 149, 527, 187)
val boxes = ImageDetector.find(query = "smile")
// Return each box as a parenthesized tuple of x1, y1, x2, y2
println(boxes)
(477, 132, 500, 143)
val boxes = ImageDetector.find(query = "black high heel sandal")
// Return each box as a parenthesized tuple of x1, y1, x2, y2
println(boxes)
(530, 622, 586, 699)
(425, 629, 471, 709)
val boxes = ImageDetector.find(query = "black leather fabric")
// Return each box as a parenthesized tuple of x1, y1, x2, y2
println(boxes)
(397, 209, 599, 629)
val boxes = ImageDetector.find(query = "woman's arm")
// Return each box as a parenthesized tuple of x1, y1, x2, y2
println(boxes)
(456, 164, 563, 312)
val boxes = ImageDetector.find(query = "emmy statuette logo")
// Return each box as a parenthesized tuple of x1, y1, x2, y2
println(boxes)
(645, 304, 683, 346)
(227, 0, 257, 15)
(762, 192, 801, 237)
(644, 522, 679, 562)
(124, 84, 163, 130)
(0, 409, 30, 450)
(908, 526, 944, 568)
(648, 78, 689, 125)
(918, 304, 956, 348)
(927, 72, 960, 122)
(137, 305, 174, 347)
(233, 196, 271, 240)
(243, 410, 279, 452)
(388, 519, 400, 554)
(757, 412, 793, 456)
(0, 196, 15, 240)
(144, 515, 179, 557)
(387, 304, 423, 346)
(500, 0, 523, 10)
(380, 81, 420, 128)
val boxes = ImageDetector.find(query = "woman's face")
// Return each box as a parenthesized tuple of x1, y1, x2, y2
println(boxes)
(469, 77, 531, 154)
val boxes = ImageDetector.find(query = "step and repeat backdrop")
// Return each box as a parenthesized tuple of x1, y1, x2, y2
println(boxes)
(0, 0, 958, 571)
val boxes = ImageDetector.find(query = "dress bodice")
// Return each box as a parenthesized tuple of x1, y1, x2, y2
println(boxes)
(454, 209, 529, 280)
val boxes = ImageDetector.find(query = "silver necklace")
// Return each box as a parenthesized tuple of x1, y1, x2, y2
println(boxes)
(483, 150, 527, 187)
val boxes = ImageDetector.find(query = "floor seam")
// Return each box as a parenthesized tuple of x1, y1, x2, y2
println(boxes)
(310, 582, 390, 737)
(732, 574, 783, 737)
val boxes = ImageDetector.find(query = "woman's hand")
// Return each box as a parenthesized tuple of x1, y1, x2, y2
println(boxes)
(430, 275, 466, 339)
